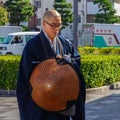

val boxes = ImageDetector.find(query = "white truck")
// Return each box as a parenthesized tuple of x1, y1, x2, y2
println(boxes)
(93, 23, 120, 47)
(0, 26, 22, 43)
(81, 23, 120, 47)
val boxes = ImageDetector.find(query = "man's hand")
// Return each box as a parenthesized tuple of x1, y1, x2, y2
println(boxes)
(56, 54, 62, 59)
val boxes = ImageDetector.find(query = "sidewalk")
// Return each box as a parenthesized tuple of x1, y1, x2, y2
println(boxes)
(86, 89, 120, 120)
(0, 97, 20, 120)
(0, 87, 120, 120)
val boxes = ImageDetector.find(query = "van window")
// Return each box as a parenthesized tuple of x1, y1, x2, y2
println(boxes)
(25, 35, 36, 42)
(11, 35, 23, 44)
(2, 35, 13, 44)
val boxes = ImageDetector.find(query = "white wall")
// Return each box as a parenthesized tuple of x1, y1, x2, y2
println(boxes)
(87, 2, 99, 15)
(114, 3, 120, 15)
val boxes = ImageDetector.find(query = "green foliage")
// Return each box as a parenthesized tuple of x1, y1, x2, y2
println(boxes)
(93, 0, 120, 23)
(98, 47, 114, 55)
(0, 47, 120, 89)
(0, 56, 21, 90)
(0, 7, 8, 25)
(78, 46, 98, 54)
(21, 25, 30, 31)
(4, 0, 34, 25)
(81, 55, 120, 88)
(53, 0, 73, 29)
(78, 46, 120, 55)
(111, 48, 120, 55)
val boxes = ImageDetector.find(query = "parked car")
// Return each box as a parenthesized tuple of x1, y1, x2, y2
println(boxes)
(0, 31, 39, 55)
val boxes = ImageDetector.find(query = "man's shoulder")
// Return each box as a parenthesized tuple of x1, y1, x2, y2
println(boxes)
(58, 35, 72, 45)
(27, 33, 41, 44)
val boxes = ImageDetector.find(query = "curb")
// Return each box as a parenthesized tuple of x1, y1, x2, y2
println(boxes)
(0, 82, 120, 97)
(86, 85, 109, 95)
(110, 82, 120, 89)
(86, 82, 120, 102)
(0, 90, 16, 97)
(86, 86, 110, 103)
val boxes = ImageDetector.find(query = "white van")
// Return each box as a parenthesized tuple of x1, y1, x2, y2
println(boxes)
(0, 31, 39, 55)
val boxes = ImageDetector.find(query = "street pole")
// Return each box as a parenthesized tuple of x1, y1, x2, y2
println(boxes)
(73, 0, 78, 50)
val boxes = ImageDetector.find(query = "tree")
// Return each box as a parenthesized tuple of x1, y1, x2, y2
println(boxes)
(0, 7, 8, 25)
(53, 0, 73, 29)
(93, 0, 120, 23)
(4, 0, 34, 26)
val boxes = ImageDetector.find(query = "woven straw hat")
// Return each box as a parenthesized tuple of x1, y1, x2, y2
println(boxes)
(30, 58, 80, 112)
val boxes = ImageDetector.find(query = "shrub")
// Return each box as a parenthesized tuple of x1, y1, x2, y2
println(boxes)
(78, 46, 120, 55)
(78, 46, 98, 55)
(111, 48, 120, 55)
(81, 55, 120, 88)
(98, 47, 114, 55)
(0, 47, 120, 89)
(0, 56, 21, 90)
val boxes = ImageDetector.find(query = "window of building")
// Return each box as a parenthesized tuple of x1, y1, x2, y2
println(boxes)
(78, 15, 81, 23)
(46, 8, 48, 11)
(35, 1, 41, 8)
(37, 18, 41, 26)
(87, 15, 95, 23)
(69, 25, 72, 29)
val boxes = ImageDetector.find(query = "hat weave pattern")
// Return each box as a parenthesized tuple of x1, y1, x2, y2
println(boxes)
(30, 58, 80, 112)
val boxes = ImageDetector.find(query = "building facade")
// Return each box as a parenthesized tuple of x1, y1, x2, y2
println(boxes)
(30, 0, 120, 41)
(1, 0, 120, 42)
(30, 0, 87, 41)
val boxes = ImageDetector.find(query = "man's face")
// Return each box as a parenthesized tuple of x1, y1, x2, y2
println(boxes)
(43, 16, 62, 41)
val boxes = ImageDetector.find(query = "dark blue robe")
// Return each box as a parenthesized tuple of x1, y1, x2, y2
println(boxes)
(16, 30, 86, 120)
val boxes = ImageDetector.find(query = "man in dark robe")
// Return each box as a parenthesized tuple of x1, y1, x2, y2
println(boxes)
(16, 9, 86, 120)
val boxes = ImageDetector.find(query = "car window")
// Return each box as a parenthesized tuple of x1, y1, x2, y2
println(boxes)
(11, 35, 23, 44)
(25, 35, 36, 42)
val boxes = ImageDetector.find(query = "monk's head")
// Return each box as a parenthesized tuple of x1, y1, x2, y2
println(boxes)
(42, 10, 62, 41)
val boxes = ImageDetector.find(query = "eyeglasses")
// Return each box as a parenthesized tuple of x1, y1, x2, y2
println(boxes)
(44, 21, 62, 28)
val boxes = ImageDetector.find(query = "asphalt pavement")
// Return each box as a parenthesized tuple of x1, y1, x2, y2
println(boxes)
(86, 89, 120, 120)
(0, 89, 120, 120)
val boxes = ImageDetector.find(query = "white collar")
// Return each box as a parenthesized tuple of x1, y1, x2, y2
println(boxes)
(43, 30, 57, 51)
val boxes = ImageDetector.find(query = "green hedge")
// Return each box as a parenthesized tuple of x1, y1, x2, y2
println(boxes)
(0, 56, 21, 90)
(78, 46, 120, 55)
(81, 55, 120, 88)
(0, 48, 120, 89)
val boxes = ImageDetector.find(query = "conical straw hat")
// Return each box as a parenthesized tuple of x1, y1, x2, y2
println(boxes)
(30, 58, 80, 112)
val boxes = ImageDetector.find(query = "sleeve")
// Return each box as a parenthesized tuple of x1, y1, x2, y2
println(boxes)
(66, 40, 86, 120)
(16, 39, 42, 120)
(21, 39, 41, 93)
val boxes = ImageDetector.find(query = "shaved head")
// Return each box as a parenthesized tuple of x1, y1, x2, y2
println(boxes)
(43, 10, 61, 21)
(42, 10, 62, 41)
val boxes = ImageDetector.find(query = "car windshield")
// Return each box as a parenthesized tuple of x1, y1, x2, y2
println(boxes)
(2, 35, 13, 44)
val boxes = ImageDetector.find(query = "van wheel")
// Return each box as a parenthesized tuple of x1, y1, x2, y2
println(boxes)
(6, 53, 13, 55)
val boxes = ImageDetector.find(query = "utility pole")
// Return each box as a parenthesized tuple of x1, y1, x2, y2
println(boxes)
(73, 0, 78, 50)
